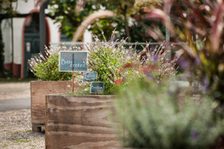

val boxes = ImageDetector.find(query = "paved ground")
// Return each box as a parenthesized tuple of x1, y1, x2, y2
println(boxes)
(0, 82, 30, 111)
(0, 98, 30, 112)
(0, 82, 44, 148)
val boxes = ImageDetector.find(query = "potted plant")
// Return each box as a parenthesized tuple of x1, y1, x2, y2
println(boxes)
(44, 41, 138, 149)
(44, 41, 178, 149)
(136, 1, 224, 147)
(28, 49, 73, 132)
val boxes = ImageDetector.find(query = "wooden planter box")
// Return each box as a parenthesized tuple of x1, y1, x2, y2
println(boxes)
(45, 95, 123, 149)
(44, 95, 224, 149)
(30, 81, 73, 132)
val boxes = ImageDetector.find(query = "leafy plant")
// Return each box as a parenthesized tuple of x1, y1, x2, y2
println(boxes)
(48, 0, 163, 42)
(142, 0, 224, 103)
(119, 42, 177, 84)
(88, 42, 136, 94)
(28, 50, 72, 81)
(87, 41, 177, 94)
(115, 77, 224, 149)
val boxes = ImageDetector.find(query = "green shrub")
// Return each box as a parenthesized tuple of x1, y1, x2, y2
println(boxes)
(88, 43, 135, 94)
(88, 42, 177, 94)
(115, 78, 224, 149)
(31, 54, 72, 81)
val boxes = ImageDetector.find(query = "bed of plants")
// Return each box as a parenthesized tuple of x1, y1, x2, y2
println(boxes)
(113, 1, 224, 149)
(28, 1, 224, 148)
(28, 49, 72, 81)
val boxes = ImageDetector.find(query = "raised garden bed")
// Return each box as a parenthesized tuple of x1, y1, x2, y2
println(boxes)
(45, 94, 123, 149)
(30, 81, 74, 132)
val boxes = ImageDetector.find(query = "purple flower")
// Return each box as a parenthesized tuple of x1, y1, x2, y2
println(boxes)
(201, 77, 210, 92)
(152, 55, 158, 63)
(178, 59, 190, 70)
(191, 130, 199, 140)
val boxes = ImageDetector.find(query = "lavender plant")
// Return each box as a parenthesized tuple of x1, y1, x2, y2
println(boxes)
(115, 77, 224, 149)
(28, 49, 72, 81)
(120, 42, 177, 83)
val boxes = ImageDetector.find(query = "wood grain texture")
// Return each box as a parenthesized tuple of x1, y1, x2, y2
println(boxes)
(45, 95, 123, 149)
(31, 81, 73, 128)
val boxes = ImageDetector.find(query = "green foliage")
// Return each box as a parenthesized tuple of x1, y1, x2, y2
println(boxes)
(89, 17, 125, 41)
(87, 41, 177, 94)
(48, 0, 158, 42)
(115, 78, 224, 149)
(88, 45, 128, 94)
(0, 0, 14, 15)
(143, 0, 224, 102)
(48, 0, 94, 39)
(48, 0, 134, 39)
(134, 0, 162, 10)
(32, 54, 72, 81)
(119, 43, 177, 84)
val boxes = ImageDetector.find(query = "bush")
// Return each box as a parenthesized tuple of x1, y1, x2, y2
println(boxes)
(88, 42, 136, 94)
(115, 78, 224, 149)
(29, 53, 72, 81)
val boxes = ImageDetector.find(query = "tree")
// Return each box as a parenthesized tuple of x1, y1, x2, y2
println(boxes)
(48, 0, 160, 42)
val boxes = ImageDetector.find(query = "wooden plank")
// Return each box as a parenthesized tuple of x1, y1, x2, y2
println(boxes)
(31, 81, 73, 130)
(45, 95, 122, 149)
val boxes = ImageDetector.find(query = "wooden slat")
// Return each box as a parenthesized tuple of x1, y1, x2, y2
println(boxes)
(45, 95, 122, 149)
(31, 81, 73, 127)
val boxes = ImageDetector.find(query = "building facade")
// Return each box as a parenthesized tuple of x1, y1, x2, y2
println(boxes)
(1, 0, 60, 78)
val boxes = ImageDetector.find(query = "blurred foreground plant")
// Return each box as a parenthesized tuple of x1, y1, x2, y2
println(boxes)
(142, 0, 224, 102)
(115, 78, 224, 149)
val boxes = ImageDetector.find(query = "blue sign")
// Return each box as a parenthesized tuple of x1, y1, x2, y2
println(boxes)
(90, 82, 104, 94)
(84, 71, 97, 81)
(59, 51, 88, 72)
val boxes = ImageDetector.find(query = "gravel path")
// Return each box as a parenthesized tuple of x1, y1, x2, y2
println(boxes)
(0, 109, 44, 149)
(0, 82, 44, 149)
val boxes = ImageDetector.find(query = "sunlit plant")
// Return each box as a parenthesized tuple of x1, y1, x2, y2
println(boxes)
(119, 42, 177, 84)
(87, 41, 137, 94)
(28, 48, 72, 81)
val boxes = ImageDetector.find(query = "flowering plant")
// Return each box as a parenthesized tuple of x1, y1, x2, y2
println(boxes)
(28, 49, 72, 81)
(142, 0, 224, 103)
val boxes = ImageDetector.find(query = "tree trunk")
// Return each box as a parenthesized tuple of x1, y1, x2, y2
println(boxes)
(123, 7, 130, 42)
(0, 19, 5, 77)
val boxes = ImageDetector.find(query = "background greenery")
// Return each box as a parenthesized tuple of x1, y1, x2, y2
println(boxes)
(48, 0, 164, 42)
